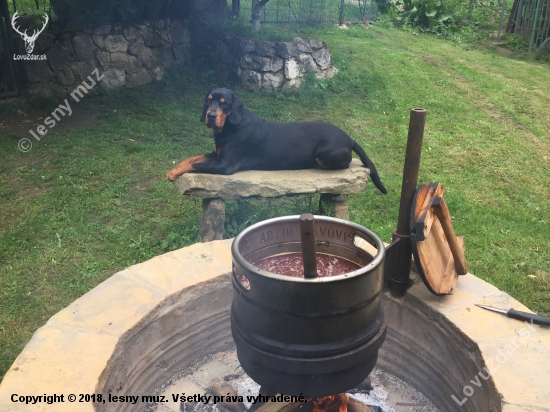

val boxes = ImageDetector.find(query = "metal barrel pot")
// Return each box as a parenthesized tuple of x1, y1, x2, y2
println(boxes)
(231, 215, 387, 398)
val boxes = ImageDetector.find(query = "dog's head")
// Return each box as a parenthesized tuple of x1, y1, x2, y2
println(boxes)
(200, 88, 243, 133)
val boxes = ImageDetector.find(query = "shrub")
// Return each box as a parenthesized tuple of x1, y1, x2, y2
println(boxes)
(393, 0, 463, 35)
(507, 34, 528, 51)
(374, 0, 503, 38)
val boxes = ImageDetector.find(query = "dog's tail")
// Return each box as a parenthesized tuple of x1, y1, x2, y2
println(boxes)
(351, 140, 387, 194)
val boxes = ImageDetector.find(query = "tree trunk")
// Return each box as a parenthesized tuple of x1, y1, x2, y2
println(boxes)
(232, 0, 240, 17)
(251, 0, 269, 30)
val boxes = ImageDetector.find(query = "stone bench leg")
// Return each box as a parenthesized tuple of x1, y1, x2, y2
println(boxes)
(200, 198, 225, 242)
(333, 195, 349, 220)
(319, 194, 349, 220)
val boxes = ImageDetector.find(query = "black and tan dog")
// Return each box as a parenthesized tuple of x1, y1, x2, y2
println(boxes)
(166, 88, 387, 194)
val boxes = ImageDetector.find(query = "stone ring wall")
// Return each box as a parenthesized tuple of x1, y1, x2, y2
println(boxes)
(0, 239, 548, 411)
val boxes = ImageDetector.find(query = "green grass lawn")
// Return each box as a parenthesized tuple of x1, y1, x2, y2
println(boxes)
(1, 23, 549, 381)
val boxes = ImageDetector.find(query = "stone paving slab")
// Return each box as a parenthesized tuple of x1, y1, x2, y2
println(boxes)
(409, 272, 535, 342)
(125, 242, 231, 295)
(48, 271, 167, 336)
(0, 326, 119, 411)
(176, 159, 371, 199)
(407, 272, 550, 411)
(477, 334, 550, 411)
(407, 270, 511, 313)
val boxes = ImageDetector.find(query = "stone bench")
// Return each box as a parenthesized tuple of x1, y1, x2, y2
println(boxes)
(176, 159, 371, 241)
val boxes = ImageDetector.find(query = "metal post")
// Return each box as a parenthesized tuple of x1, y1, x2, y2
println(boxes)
(387, 109, 426, 297)
(396, 109, 426, 236)
(515, 0, 524, 34)
(529, 0, 541, 51)
(339, 0, 345, 25)
(498, 0, 507, 40)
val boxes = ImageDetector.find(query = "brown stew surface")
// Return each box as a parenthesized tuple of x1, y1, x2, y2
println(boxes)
(255, 252, 361, 277)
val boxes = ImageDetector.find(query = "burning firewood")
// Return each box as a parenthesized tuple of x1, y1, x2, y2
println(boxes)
(347, 397, 373, 412)
(252, 401, 310, 412)
(210, 379, 247, 412)
(253, 400, 313, 412)
(250, 393, 372, 412)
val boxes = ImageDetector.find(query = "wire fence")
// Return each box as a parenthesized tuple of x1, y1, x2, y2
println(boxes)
(236, 0, 380, 24)
(10, 0, 370, 27)
(509, 0, 550, 51)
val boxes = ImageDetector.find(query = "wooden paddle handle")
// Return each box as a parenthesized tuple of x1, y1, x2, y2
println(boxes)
(300, 213, 318, 278)
(433, 198, 468, 276)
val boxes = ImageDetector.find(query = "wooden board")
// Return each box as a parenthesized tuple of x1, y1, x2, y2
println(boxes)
(410, 183, 467, 296)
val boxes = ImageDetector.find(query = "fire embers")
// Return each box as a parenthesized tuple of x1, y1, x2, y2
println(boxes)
(311, 395, 374, 412)
(313, 394, 349, 412)
(247, 394, 372, 412)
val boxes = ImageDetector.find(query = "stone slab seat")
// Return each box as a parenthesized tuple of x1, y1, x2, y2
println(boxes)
(0, 239, 548, 412)
(176, 159, 371, 241)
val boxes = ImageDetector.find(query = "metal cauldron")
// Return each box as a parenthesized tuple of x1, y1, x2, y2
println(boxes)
(231, 215, 387, 398)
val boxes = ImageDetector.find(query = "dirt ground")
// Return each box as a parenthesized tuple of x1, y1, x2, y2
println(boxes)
(490, 40, 513, 57)
(0, 97, 104, 138)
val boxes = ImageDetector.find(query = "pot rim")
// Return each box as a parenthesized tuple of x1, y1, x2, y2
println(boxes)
(231, 215, 385, 284)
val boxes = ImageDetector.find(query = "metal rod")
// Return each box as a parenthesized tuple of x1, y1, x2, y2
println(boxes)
(529, 0, 542, 51)
(498, 0, 507, 41)
(389, 109, 426, 297)
(300, 213, 318, 278)
(396, 109, 426, 236)
(515, 0, 524, 34)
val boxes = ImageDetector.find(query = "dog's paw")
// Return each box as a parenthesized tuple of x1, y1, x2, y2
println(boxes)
(165, 171, 178, 181)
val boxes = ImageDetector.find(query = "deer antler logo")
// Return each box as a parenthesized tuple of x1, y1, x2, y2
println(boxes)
(11, 11, 49, 54)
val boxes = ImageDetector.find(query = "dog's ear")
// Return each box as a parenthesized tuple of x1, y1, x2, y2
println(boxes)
(200, 91, 211, 122)
(228, 95, 243, 125)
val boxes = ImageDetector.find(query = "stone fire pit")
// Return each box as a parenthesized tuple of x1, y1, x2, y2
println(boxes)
(0, 240, 548, 412)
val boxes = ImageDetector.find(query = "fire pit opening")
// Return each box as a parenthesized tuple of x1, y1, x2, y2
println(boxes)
(143, 347, 441, 412)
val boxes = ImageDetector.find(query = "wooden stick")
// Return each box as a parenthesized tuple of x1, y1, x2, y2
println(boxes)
(348, 397, 373, 412)
(253, 401, 312, 412)
(253, 396, 371, 412)
(211, 379, 247, 412)
(433, 197, 468, 276)
(300, 213, 317, 278)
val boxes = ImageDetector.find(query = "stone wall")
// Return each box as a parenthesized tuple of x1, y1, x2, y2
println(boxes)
(18, 20, 337, 95)
(20, 19, 191, 94)
(192, 29, 338, 91)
